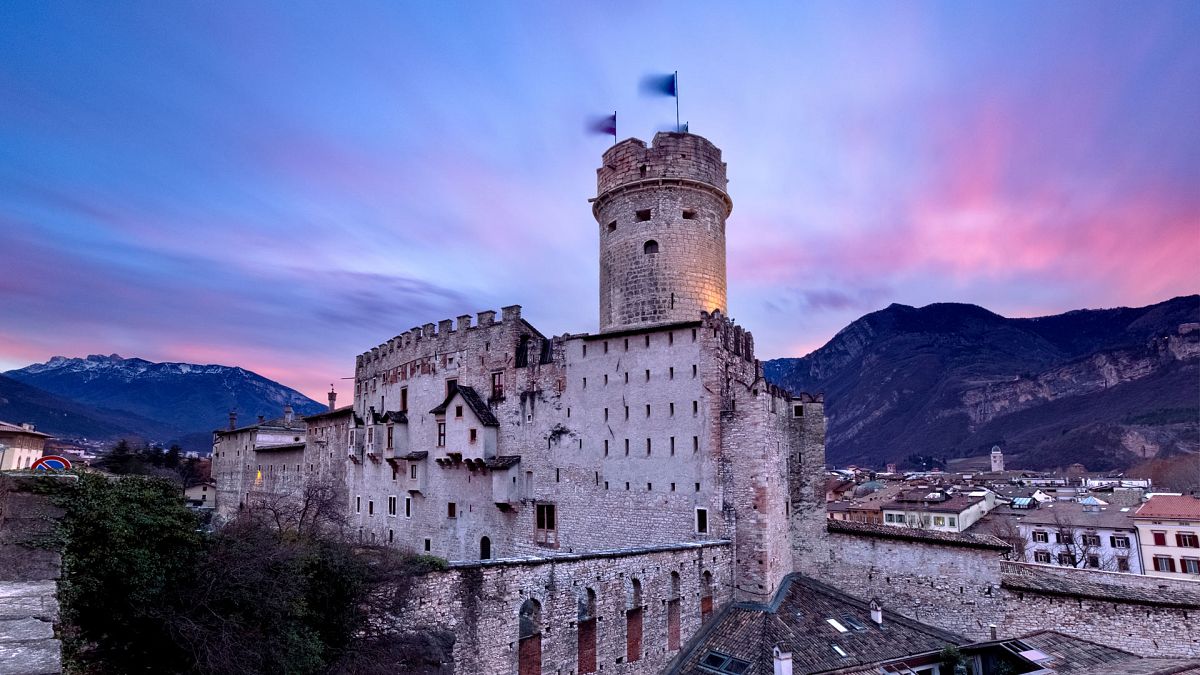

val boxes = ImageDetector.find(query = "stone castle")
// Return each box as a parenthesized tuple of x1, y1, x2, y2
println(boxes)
(211, 132, 1200, 674)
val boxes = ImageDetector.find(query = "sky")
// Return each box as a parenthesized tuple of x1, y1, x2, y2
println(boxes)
(1, 1, 1198, 400)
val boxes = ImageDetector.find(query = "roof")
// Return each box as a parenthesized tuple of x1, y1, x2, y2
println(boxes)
(1001, 564, 1200, 609)
(485, 455, 521, 470)
(397, 451, 428, 461)
(0, 421, 51, 438)
(366, 408, 408, 425)
(1012, 630, 1200, 674)
(828, 520, 1011, 551)
(1134, 495, 1200, 520)
(303, 405, 356, 421)
(668, 575, 963, 675)
(578, 319, 703, 342)
(254, 442, 306, 453)
(429, 386, 499, 427)
(1003, 501, 1137, 530)
(218, 414, 307, 435)
(881, 493, 985, 514)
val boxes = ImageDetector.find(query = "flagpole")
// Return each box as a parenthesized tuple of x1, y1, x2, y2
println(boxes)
(613, 110, 617, 145)
(674, 71, 680, 132)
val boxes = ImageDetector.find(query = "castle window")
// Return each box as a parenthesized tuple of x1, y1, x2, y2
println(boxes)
(625, 406, 630, 419)
(625, 371, 629, 383)
(607, 220, 617, 233)
(624, 338, 629, 351)
(670, 437, 676, 455)
(368, 500, 374, 516)
(693, 401, 699, 415)
(437, 423, 446, 447)
(624, 439, 630, 455)
(645, 369, 650, 381)
(695, 482, 701, 492)
(604, 341, 609, 353)
(692, 329, 697, 341)
(670, 402, 675, 416)
(567, 408, 572, 418)
(693, 436, 699, 452)
(604, 407, 609, 421)
(793, 404, 804, 417)
(645, 334, 651, 347)
(424, 539, 431, 552)
(455, 405, 463, 418)
(605, 481, 609, 489)
(646, 438, 652, 455)
(389, 529, 394, 544)
(405, 497, 411, 518)
(645, 404, 651, 417)
(670, 483, 676, 491)
(400, 387, 408, 411)
(491, 372, 503, 399)
(604, 440, 609, 456)
(669, 366, 674, 379)
(446, 378, 458, 395)
(469, 428, 477, 443)
(643, 240, 659, 254)
(604, 374, 609, 385)
(356, 496, 361, 513)
(696, 508, 709, 534)
(581, 377, 586, 389)
(636, 208, 651, 221)
(535, 504, 558, 547)
(692, 364, 698, 377)
(556, 468, 561, 483)
(582, 344, 587, 357)
(682, 209, 696, 220)
(388, 496, 397, 516)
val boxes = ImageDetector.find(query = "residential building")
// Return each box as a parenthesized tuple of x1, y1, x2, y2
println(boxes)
(1005, 499, 1143, 574)
(1133, 494, 1200, 579)
(0, 421, 49, 471)
(881, 488, 996, 532)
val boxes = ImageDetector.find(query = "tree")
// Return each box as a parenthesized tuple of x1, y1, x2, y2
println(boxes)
(984, 516, 1027, 561)
(163, 444, 182, 470)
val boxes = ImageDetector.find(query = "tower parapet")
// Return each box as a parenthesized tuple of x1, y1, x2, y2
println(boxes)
(593, 132, 731, 332)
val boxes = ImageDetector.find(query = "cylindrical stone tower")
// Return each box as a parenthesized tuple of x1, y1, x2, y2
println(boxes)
(593, 132, 732, 332)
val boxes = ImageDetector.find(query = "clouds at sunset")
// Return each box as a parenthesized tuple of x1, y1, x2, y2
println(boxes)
(1, 2, 1196, 398)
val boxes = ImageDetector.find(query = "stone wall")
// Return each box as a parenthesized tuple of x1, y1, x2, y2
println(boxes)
(394, 541, 733, 675)
(823, 523, 1200, 658)
(0, 475, 69, 675)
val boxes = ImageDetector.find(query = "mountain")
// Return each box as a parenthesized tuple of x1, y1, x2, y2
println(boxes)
(4, 355, 327, 452)
(764, 296, 1200, 472)
(0, 373, 173, 441)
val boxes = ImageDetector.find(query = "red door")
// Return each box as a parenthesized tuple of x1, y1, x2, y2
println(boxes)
(578, 619, 597, 674)
(626, 608, 643, 663)
(518, 634, 541, 675)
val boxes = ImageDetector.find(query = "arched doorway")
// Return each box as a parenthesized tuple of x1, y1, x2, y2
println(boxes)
(480, 536, 492, 560)
(518, 598, 542, 675)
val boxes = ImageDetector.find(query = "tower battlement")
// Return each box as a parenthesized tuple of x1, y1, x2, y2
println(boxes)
(355, 305, 528, 371)
(596, 132, 729, 199)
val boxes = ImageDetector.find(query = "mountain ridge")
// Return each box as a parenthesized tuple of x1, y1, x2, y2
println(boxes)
(764, 295, 1200, 471)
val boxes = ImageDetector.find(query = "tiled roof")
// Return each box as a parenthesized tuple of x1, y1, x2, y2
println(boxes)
(1134, 495, 1200, 520)
(220, 414, 307, 434)
(1013, 630, 1200, 674)
(366, 408, 407, 425)
(302, 405, 356, 421)
(485, 455, 521, 470)
(429, 386, 499, 427)
(828, 520, 1011, 551)
(999, 501, 1137, 530)
(882, 493, 984, 514)
(1001, 565, 1200, 609)
(0, 421, 50, 438)
(668, 575, 963, 675)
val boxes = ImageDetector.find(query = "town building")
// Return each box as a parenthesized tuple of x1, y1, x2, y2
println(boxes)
(183, 480, 217, 509)
(1132, 494, 1200, 579)
(211, 405, 308, 516)
(992, 498, 1143, 574)
(0, 421, 49, 471)
(881, 488, 996, 532)
(990, 445, 1004, 473)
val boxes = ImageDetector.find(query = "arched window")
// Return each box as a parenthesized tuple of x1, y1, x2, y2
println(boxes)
(701, 570, 714, 620)
(519, 599, 542, 675)
(626, 578, 643, 663)
(578, 589, 598, 674)
(668, 572, 682, 651)
(643, 240, 659, 255)
(480, 536, 491, 560)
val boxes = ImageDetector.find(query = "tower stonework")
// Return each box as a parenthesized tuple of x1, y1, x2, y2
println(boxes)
(593, 132, 731, 332)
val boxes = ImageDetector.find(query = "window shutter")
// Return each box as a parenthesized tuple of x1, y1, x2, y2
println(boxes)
(1178, 533, 1186, 547)
(1169, 558, 1177, 573)
(1109, 536, 1116, 548)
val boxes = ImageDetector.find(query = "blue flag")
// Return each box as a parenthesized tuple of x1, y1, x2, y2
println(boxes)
(640, 73, 677, 97)
(587, 112, 617, 138)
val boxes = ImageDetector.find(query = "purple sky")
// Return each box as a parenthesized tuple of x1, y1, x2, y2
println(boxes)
(2, 2, 1198, 399)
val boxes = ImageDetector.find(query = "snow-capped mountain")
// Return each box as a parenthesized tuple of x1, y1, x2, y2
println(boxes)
(5, 354, 326, 451)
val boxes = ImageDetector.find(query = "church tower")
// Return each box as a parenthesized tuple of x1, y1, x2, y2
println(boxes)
(592, 132, 731, 332)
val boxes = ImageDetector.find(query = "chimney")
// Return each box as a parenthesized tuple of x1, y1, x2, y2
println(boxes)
(989, 624, 998, 640)
(772, 647, 792, 675)
(869, 599, 883, 626)
(20, 423, 33, 431)
(283, 405, 294, 424)
(257, 415, 265, 424)
(228, 411, 237, 430)
(328, 387, 337, 412)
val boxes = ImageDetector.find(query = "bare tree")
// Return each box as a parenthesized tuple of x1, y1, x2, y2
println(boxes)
(242, 472, 349, 539)
(1048, 510, 1118, 571)
(984, 516, 1027, 561)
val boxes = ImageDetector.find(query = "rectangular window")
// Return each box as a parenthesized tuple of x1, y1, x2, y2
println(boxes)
(386, 425, 394, 451)
(1182, 558, 1200, 574)
(1154, 556, 1177, 573)
(1057, 552, 1075, 566)
(1033, 531, 1049, 543)
(693, 436, 699, 453)
(1153, 531, 1167, 546)
(437, 422, 446, 447)
(1111, 535, 1130, 548)
(447, 502, 457, 518)
(1034, 551, 1051, 564)
(646, 438, 652, 455)
(405, 497, 412, 518)
(636, 208, 651, 221)
(1087, 555, 1100, 568)
(368, 500, 374, 516)
(455, 405, 463, 418)
(582, 378, 586, 389)
(604, 407, 609, 421)
(948, 517, 956, 527)
(644, 369, 650, 381)
(645, 404, 651, 417)
(669, 366, 674, 379)
(696, 508, 709, 534)
(692, 363, 698, 376)
(1178, 532, 1199, 548)
(388, 496, 397, 516)
(644, 334, 650, 348)
(410, 464, 418, 479)
(625, 406, 629, 419)
(624, 439, 630, 455)
(424, 539, 431, 552)
(1117, 557, 1130, 572)
(400, 387, 408, 412)
(670, 437, 675, 455)
(356, 496, 361, 513)
(604, 440, 609, 456)
(446, 378, 458, 395)
(933, 516, 946, 526)
(491, 372, 504, 399)
(469, 428, 477, 443)
(693, 400, 699, 415)
(1082, 534, 1101, 547)
(535, 504, 558, 546)
(670, 402, 675, 416)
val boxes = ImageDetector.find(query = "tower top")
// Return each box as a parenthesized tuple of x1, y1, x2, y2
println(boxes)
(595, 132, 730, 214)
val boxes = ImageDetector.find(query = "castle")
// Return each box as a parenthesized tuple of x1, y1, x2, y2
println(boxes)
(211, 133, 1200, 674)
